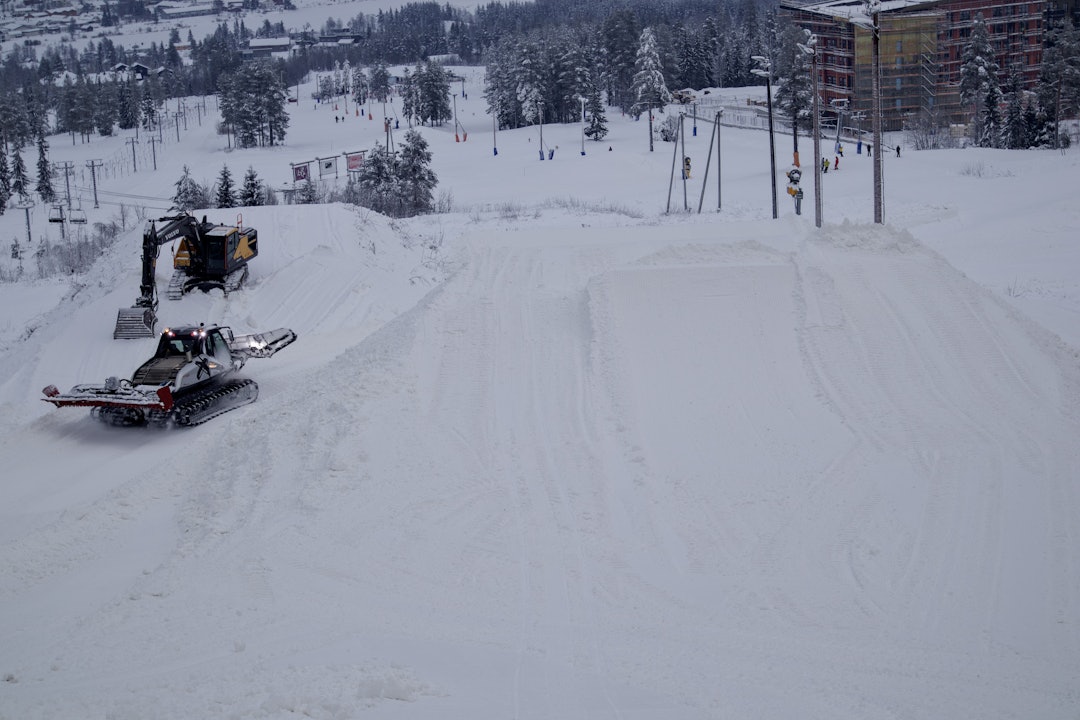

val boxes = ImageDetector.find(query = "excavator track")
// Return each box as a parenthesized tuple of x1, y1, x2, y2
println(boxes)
(170, 378, 259, 427)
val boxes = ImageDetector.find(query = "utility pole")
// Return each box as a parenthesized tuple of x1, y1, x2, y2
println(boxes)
(56, 160, 74, 209)
(86, 159, 102, 208)
(174, 112, 182, 142)
(148, 136, 159, 171)
(868, 0, 884, 223)
(126, 137, 138, 173)
(752, 56, 778, 219)
(679, 113, 688, 210)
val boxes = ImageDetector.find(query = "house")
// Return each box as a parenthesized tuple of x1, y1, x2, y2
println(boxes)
(246, 36, 293, 57)
(155, 3, 216, 20)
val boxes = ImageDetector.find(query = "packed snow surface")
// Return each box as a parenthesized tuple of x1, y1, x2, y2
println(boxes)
(1, 66, 1079, 719)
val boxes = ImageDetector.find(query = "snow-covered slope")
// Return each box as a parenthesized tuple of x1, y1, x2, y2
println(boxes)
(1, 73, 1080, 718)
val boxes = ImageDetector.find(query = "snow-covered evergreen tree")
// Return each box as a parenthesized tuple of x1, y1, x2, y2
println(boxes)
(979, 82, 1004, 148)
(35, 133, 55, 204)
(10, 146, 28, 199)
(416, 60, 452, 126)
(0, 150, 9, 214)
(1002, 69, 1029, 149)
(675, 28, 713, 91)
(296, 179, 320, 205)
(357, 145, 397, 215)
(173, 165, 209, 211)
(516, 46, 547, 126)
(584, 85, 608, 141)
(602, 9, 641, 113)
(94, 80, 118, 137)
(1034, 18, 1080, 148)
(774, 23, 814, 157)
(369, 62, 391, 103)
(399, 68, 417, 127)
(352, 65, 368, 108)
(117, 79, 141, 131)
(239, 166, 264, 207)
(632, 27, 672, 117)
(396, 129, 438, 216)
(959, 14, 1000, 146)
(214, 164, 236, 208)
(219, 61, 289, 148)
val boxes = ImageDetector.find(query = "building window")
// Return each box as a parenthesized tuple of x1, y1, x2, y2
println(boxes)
(896, 78, 902, 91)
(896, 39, 903, 52)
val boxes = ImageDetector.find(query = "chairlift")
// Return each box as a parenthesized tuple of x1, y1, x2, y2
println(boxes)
(48, 205, 65, 223)
(70, 206, 87, 224)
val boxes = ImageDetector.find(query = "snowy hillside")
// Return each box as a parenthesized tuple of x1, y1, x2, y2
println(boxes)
(1, 68, 1079, 719)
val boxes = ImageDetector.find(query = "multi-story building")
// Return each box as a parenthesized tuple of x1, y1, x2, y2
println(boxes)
(780, 0, 1050, 130)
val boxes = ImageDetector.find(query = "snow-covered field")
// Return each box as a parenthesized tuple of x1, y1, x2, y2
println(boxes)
(1, 63, 1079, 719)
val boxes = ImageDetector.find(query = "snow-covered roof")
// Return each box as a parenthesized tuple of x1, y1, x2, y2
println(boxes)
(249, 37, 291, 48)
(787, 0, 939, 23)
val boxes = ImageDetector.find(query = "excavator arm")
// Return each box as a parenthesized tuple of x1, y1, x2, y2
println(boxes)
(114, 215, 206, 339)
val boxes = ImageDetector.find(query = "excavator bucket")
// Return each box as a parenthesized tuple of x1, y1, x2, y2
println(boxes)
(227, 328, 298, 359)
(114, 307, 157, 339)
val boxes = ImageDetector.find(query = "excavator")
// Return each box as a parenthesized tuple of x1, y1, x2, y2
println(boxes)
(113, 213, 258, 339)
(43, 323, 296, 427)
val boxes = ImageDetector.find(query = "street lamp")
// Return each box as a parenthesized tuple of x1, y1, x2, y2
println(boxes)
(799, 32, 823, 228)
(579, 95, 586, 156)
(751, 56, 778, 219)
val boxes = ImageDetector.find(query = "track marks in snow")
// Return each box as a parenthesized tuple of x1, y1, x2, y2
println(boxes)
(793, 230, 1080, 658)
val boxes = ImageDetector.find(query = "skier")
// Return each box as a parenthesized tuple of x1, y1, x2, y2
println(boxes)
(896, 145, 901, 157)
(834, 155, 840, 170)
(822, 157, 829, 174)
(837, 144, 844, 157)
(867, 144, 872, 157)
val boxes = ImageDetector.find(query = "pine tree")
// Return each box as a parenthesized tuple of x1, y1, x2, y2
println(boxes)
(396, 129, 438, 216)
(10, 145, 28, 199)
(296, 179, 319, 205)
(35, 133, 55, 204)
(584, 85, 608, 141)
(416, 60, 452, 126)
(0, 149, 9, 214)
(215, 164, 236, 208)
(774, 22, 814, 157)
(94, 80, 118, 137)
(369, 62, 391, 103)
(239, 166, 263, 207)
(117, 79, 141, 130)
(357, 144, 397, 215)
(979, 82, 1004, 148)
(959, 14, 1000, 146)
(1034, 18, 1080, 148)
(173, 165, 209, 211)
(632, 27, 672, 116)
(1002, 68, 1029, 149)
(603, 9, 641, 113)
